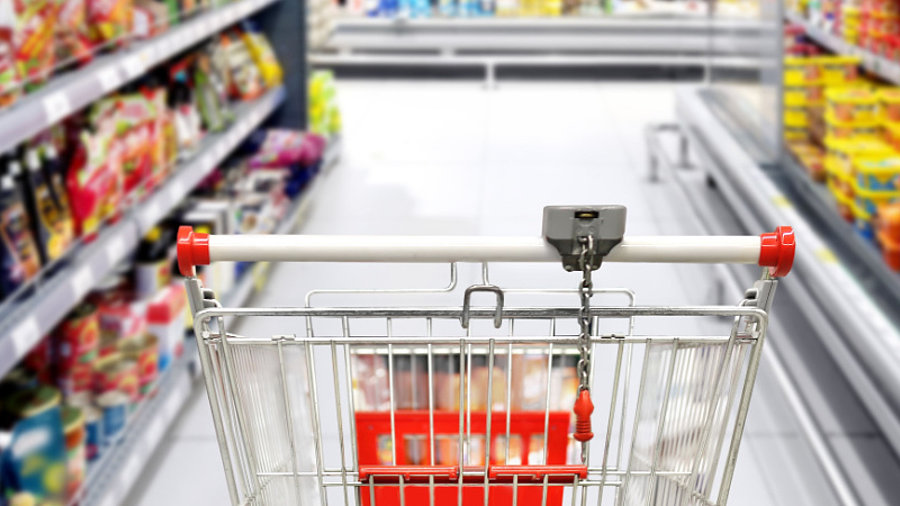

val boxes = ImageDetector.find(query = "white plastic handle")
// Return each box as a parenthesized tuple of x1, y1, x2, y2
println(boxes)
(177, 226, 795, 277)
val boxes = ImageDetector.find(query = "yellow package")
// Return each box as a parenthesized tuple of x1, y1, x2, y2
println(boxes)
(826, 87, 878, 122)
(824, 136, 893, 174)
(824, 110, 880, 138)
(880, 88, 900, 123)
(242, 31, 284, 88)
(785, 56, 821, 85)
(816, 55, 862, 85)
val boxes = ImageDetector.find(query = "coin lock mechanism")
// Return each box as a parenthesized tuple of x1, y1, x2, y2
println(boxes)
(542, 205, 627, 271)
(543, 205, 626, 463)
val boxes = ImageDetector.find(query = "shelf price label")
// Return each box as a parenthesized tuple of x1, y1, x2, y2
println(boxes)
(70, 265, 95, 299)
(105, 234, 127, 264)
(10, 317, 40, 356)
(122, 47, 155, 79)
(97, 65, 124, 93)
(43, 92, 72, 125)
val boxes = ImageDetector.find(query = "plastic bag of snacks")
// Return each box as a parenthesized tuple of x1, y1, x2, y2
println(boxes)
(88, 0, 134, 45)
(219, 31, 265, 100)
(14, 0, 58, 90)
(56, 0, 94, 65)
(0, 2, 20, 107)
(241, 29, 283, 88)
(66, 127, 123, 237)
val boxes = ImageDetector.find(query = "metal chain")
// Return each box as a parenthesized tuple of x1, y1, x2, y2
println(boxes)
(577, 235, 594, 393)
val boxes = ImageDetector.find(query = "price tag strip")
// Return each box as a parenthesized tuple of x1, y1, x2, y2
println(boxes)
(43, 92, 73, 125)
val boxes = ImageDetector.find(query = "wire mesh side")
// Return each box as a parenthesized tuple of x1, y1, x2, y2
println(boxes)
(194, 306, 764, 506)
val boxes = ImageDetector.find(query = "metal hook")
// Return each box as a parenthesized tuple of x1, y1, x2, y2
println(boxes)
(460, 284, 505, 329)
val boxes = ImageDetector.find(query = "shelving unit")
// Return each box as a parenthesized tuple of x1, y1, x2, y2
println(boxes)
(74, 139, 334, 506)
(673, 87, 900, 458)
(1, 86, 286, 380)
(312, 16, 767, 78)
(785, 10, 900, 84)
(0, 0, 280, 155)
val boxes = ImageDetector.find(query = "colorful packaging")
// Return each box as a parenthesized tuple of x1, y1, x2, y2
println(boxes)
(55, 302, 101, 396)
(14, 0, 58, 89)
(56, 0, 93, 65)
(880, 88, 900, 123)
(194, 51, 231, 132)
(784, 56, 821, 85)
(854, 157, 900, 190)
(61, 405, 86, 500)
(0, 164, 42, 295)
(118, 333, 158, 398)
(93, 353, 139, 404)
(96, 390, 127, 445)
(219, 32, 265, 100)
(818, 55, 861, 85)
(82, 404, 102, 461)
(134, 226, 174, 299)
(0, 403, 66, 502)
(65, 128, 122, 237)
(88, 0, 134, 44)
(22, 147, 74, 263)
(824, 110, 880, 139)
(826, 87, 879, 122)
(133, 0, 170, 39)
(0, 1, 21, 107)
(241, 30, 283, 88)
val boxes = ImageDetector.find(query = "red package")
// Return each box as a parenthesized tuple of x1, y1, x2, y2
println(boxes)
(57, 0, 94, 66)
(14, 0, 58, 89)
(0, 2, 20, 106)
(88, 0, 133, 45)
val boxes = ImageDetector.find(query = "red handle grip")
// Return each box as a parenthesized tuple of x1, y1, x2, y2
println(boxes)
(177, 226, 210, 277)
(758, 226, 795, 277)
(573, 390, 594, 443)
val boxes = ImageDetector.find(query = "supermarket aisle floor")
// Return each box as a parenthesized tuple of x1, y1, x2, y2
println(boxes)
(130, 81, 836, 506)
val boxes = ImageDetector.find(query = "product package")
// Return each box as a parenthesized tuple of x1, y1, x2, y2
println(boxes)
(14, 0, 58, 90)
(56, 0, 93, 66)
(65, 128, 121, 237)
(0, 393, 66, 503)
(0, 161, 42, 295)
(146, 283, 186, 371)
(219, 32, 265, 101)
(21, 147, 76, 263)
(240, 28, 283, 88)
(133, 0, 170, 39)
(88, 0, 134, 45)
(0, 1, 21, 106)
(194, 50, 232, 132)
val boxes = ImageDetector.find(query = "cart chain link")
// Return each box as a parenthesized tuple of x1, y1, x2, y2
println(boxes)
(577, 235, 594, 392)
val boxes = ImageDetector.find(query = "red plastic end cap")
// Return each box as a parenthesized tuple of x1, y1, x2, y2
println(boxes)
(759, 226, 796, 277)
(177, 226, 210, 277)
(573, 389, 594, 443)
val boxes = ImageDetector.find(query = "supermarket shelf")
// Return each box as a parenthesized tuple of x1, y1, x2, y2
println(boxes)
(311, 52, 763, 70)
(79, 339, 199, 506)
(324, 16, 770, 56)
(0, 86, 287, 380)
(785, 10, 900, 84)
(674, 86, 900, 459)
(80, 146, 330, 506)
(221, 137, 337, 309)
(780, 154, 900, 305)
(0, 0, 279, 154)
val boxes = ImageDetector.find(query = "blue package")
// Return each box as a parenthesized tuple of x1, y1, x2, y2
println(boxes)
(0, 407, 66, 502)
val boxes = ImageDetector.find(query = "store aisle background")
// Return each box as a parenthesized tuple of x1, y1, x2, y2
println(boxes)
(131, 81, 836, 506)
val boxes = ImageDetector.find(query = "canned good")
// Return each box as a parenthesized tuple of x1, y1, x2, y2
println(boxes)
(93, 354, 139, 404)
(61, 406, 85, 500)
(82, 404, 102, 461)
(826, 87, 879, 122)
(8, 385, 60, 418)
(97, 390, 128, 445)
(880, 88, 900, 122)
(119, 334, 159, 399)
(56, 303, 100, 372)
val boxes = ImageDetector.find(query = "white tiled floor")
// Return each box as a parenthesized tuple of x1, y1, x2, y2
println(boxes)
(130, 81, 838, 506)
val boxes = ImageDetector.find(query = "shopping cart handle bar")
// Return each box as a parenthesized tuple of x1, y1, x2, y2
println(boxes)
(356, 465, 588, 483)
(176, 226, 794, 277)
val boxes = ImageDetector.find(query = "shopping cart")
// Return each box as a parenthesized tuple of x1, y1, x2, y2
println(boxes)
(178, 205, 795, 506)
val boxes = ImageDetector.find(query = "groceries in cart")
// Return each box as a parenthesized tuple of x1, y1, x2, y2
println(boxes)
(178, 205, 795, 506)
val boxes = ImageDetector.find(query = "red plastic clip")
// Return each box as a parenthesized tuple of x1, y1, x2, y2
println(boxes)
(573, 389, 594, 443)
(177, 226, 210, 277)
(758, 226, 795, 277)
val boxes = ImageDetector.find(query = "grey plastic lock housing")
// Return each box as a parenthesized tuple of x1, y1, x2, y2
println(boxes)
(542, 205, 627, 271)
